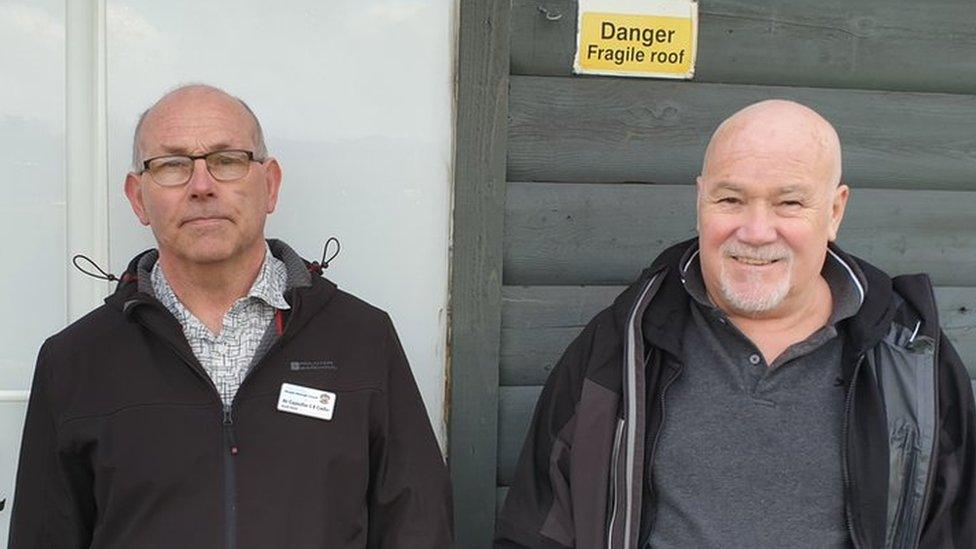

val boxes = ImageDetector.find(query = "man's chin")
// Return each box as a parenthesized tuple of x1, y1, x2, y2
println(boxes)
(171, 242, 238, 266)
(719, 282, 790, 316)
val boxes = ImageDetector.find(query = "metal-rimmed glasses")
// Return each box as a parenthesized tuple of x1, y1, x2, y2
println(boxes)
(140, 149, 261, 187)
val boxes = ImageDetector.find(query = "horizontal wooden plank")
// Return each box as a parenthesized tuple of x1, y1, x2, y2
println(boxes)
(504, 183, 976, 287)
(497, 385, 544, 486)
(501, 286, 976, 386)
(507, 77, 976, 190)
(511, 0, 976, 94)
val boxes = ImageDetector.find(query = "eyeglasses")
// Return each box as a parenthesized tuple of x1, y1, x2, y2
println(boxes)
(140, 150, 261, 187)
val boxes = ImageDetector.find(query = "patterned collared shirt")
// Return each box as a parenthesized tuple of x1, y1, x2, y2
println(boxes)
(151, 245, 291, 406)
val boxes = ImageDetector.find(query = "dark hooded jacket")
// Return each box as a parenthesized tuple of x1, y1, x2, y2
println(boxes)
(496, 239, 975, 549)
(9, 239, 453, 549)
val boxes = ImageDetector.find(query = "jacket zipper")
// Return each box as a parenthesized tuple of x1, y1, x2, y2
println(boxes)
(223, 405, 238, 549)
(607, 360, 681, 549)
(842, 354, 866, 549)
(606, 418, 625, 548)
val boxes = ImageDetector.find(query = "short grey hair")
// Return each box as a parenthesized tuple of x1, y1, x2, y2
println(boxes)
(131, 83, 268, 171)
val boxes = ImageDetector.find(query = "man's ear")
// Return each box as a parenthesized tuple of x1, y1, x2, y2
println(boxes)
(828, 183, 850, 242)
(263, 158, 283, 214)
(124, 173, 151, 226)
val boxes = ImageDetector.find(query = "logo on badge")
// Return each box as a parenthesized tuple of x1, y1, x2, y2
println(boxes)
(320, 393, 332, 406)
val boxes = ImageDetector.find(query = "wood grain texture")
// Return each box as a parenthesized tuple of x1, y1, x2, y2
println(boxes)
(498, 487, 509, 517)
(500, 285, 976, 387)
(510, 0, 976, 94)
(504, 182, 976, 286)
(498, 385, 544, 486)
(507, 76, 976, 190)
(449, 0, 510, 545)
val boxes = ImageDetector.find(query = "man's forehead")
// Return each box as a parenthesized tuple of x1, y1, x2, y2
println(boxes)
(139, 91, 256, 152)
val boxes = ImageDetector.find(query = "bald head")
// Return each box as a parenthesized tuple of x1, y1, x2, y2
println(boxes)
(131, 84, 268, 171)
(702, 100, 842, 188)
(694, 99, 851, 320)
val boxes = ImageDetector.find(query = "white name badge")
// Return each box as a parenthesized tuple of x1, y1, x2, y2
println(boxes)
(277, 383, 337, 421)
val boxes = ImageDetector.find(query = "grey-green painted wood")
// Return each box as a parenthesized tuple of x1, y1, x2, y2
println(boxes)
(498, 385, 544, 486)
(507, 76, 976, 190)
(449, 0, 511, 545)
(498, 487, 509, 517)
(500, 285, 976, 387)
(510, 0, 976, 94)
(504, 182, 976, 286)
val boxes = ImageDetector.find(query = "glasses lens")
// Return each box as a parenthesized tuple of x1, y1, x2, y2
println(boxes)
(148, 157, 193, 186)
(206, 151, 251, 181)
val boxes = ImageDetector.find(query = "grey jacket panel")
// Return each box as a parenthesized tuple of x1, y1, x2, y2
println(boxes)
(871, 321, 938, 549)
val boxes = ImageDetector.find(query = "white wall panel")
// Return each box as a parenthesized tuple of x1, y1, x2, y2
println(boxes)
(105, 0, 455, 444)
(0, 1, 65, 540)
(0, 1, 66, 389)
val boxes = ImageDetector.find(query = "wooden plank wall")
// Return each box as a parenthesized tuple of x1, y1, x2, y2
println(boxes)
(450, 1, 510, 547)
(495, 0, 976, 518)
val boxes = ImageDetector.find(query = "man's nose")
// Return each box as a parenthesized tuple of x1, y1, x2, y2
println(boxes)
(186, 158, 217, 197)
(735, 204, 778, 244)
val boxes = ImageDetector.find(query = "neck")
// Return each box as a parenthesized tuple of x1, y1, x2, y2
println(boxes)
(157, 241, 267, 333)
(722, 277, 833, 364)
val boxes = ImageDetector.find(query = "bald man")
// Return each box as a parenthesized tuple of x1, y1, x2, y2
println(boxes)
(497, 100, 975, 548)
(10, 85, 453, 548)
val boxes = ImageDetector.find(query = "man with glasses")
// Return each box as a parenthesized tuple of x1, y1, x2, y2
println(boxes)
(9, 84, 453, 548)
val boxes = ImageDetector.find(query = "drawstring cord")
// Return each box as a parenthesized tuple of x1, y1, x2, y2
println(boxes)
(308, 237, 341, 275)
(72, 254, 126, 282)
(73, 235, 342, 289)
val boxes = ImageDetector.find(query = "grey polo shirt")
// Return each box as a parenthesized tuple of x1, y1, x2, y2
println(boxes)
(646, 246, 867, 549)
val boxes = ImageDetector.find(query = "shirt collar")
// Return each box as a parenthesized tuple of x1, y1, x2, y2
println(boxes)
(150, 243, 291, 314)
(248, 244, 291, 310)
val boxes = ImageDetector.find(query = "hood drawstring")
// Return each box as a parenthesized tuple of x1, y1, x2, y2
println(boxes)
(308, 237, 341, 276)
(72, 254, 133, 283)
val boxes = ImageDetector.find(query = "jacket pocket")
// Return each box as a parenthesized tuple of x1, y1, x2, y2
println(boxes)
(887, 421, 920, 549)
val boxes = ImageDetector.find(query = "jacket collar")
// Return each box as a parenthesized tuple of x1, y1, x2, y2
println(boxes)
(614, 238, 896, 361)
(105, 239, 338, 336)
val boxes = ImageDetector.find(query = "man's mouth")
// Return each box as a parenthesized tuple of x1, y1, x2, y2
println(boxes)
(730, 255, 781, 266)
(181, 216, 228, 227)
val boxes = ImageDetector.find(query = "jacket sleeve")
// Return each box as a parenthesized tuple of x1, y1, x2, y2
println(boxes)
(366, 315, 453, 548)
(918, 332, 976, 547)
(9, 342, 95, 549)
(495, 320, 598, 548)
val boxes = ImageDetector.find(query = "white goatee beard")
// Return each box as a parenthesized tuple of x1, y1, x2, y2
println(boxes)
(717, 242, 793, 314)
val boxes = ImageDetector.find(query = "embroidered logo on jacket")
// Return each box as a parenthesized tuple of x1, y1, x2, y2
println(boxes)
(290, 360, 337, 371)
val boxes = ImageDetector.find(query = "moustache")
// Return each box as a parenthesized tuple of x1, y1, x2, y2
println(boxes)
(720, 242, 793, 262)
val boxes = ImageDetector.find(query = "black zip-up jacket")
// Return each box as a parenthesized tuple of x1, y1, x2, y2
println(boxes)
(10, 240, 453, 548)
(497, 240, 976, 548)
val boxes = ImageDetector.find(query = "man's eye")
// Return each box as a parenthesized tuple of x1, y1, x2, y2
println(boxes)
(780, 200, 803, 207)
(717, 197, 740, 204)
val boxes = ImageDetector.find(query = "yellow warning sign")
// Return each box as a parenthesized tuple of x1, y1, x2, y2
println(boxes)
(574, 0, 698, 78)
